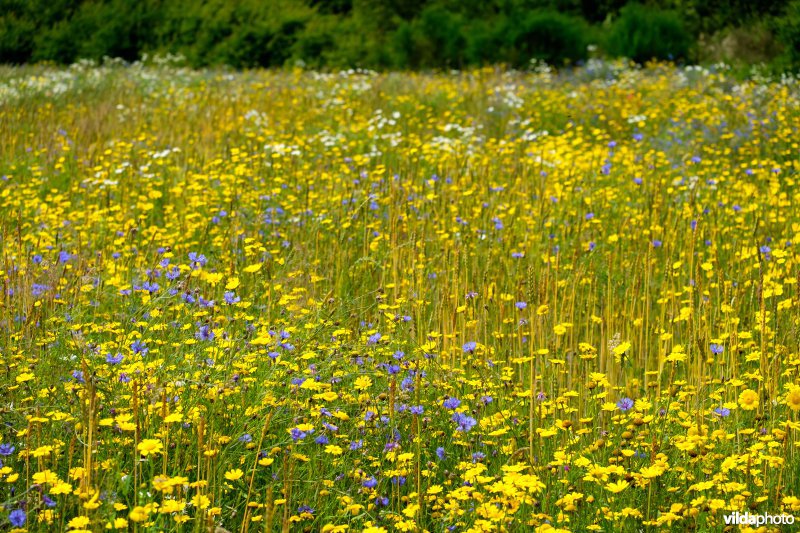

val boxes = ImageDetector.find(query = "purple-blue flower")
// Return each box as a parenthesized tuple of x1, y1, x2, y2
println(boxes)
(224, 291, 240, 305)
(617, 398, 634, 412)
(452, 412, 477, 432)
(131, 340, 148, 355)
(9, 509, 26, 527)
(195, 325, 215, 341)
(188, 252, 207, 269)
(443, 397, 461, 410)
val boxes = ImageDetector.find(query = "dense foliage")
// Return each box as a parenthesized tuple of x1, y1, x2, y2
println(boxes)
(1, 0, 799, 70)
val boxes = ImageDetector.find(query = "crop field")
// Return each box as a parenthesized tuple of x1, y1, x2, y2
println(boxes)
(1, 60, 800, 532)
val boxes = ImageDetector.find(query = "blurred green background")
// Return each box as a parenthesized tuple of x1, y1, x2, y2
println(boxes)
(1, 0, 798, 71)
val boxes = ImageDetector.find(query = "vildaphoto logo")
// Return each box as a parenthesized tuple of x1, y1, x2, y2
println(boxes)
(723, 511, 795, 526)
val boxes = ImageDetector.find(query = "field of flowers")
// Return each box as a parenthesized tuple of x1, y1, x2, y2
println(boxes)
(1, 59, 800, 532)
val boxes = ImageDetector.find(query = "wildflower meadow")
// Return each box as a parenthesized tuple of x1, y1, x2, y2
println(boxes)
(1, 60, 800, 532)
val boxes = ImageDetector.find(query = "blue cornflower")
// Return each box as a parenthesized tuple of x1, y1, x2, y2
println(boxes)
(131, 340, 148, 355)
(452, 412, 477, 432)
(617, 398, 634, 412)
(188, 252, 207, 269)
(195, 325, 215, 341)
(443, 397, 461, 410)
(9, 509, 26, 527)
(290, 428, 309, 441)
(224, 291, 240, 305)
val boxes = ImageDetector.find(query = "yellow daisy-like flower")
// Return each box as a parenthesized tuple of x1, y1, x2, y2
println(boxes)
(67, 515, 91, 529)
(605, 480, 630, 493)
(786, 387, 800, 412)
(354, 375, 372, 391)
(325, 445, 343, 456)
(738, 389, 759, 411)
(137, 439, 163, 457)
(224, 468, 244, 481)
(128, 506, 150, 523)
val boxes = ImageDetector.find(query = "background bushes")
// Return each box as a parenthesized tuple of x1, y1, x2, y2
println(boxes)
(606, 4, 691, 63)
(1, 0, 799, 71)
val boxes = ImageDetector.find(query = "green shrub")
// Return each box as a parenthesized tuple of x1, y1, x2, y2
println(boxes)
(501, 9, 591, 67)
(392, 5, 469, 69)
(606, 3, 692, 63)
(0, 11, 36, 64)
(775, 0, 800, 72)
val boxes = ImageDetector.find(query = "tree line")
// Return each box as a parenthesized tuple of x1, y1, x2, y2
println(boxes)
(1, 0, 799, 70)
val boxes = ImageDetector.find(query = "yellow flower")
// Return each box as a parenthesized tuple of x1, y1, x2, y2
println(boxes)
(738, 389, 759, 411)
(163, 412, 183, 424)
(605, 480, 630, 493)
(314, 391, 338, 402)
(159, 499, 186, 513)
(191, 494, 211, 509)
(321, 525, 349, 533)
(325, 445, 343, 456)
(16, 372, 34, 383)
(32, 470, 59, 485)
(243, 262, 263, 273)
(224, 468, 244, 481)
(137, 439, 163, 457)
(427, 484, 443, 495)
(354, 376, 372, 391)
(612, 342, 631, 361)
(128, 506, 151, 522)
(786, 387, 800, 412)
(67, 515, 91, 529)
